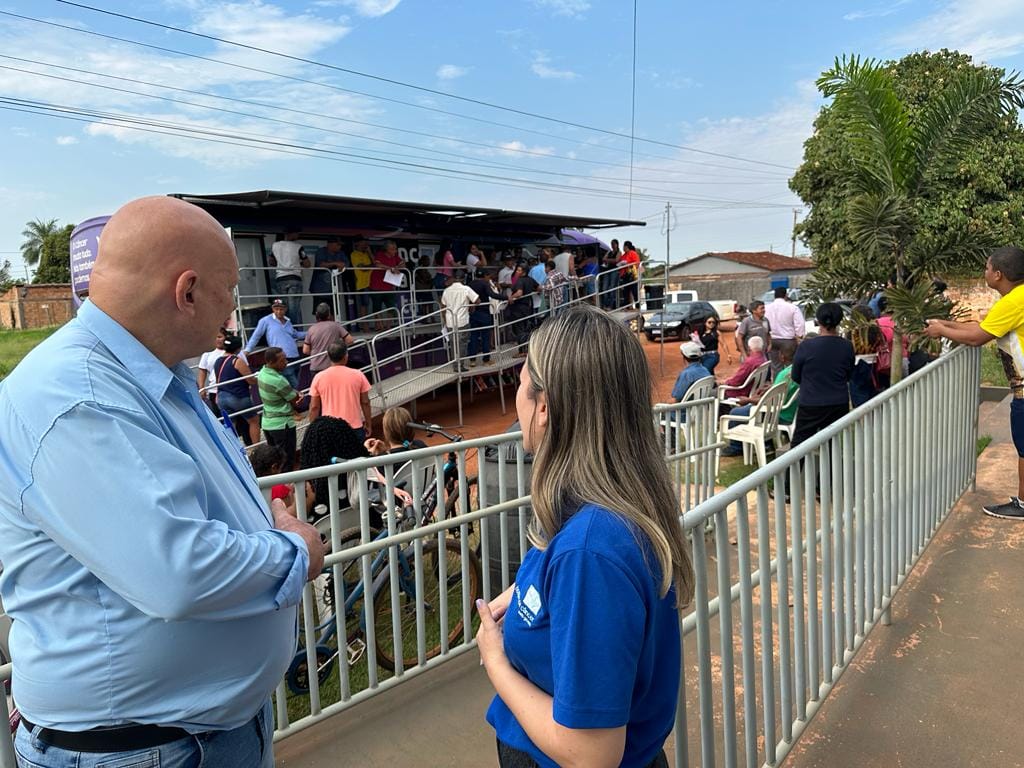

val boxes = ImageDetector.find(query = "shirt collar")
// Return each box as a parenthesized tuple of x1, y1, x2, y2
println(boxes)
(76, 300, 193, 401)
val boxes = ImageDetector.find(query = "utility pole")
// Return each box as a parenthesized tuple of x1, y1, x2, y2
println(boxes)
(659, 201, 677, 376)
(792, 208, 799, 258)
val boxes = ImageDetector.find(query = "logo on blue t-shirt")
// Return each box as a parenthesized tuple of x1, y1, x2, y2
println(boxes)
(516, 584, 543, 626)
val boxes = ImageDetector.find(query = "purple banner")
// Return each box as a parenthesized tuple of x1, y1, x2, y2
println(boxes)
(70, 215, 109, 303)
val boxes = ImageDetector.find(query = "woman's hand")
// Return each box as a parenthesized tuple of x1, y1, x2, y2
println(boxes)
(476, 599, 510, 672)
(489, 584, 515, 623)
(364, 438, 386, 455)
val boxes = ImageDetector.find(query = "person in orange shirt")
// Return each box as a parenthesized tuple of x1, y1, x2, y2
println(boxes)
(307, 342, 373, 439)
(619, 241, 641, 308)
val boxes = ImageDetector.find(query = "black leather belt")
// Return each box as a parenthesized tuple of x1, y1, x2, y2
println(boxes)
(21, 717, 191, 753)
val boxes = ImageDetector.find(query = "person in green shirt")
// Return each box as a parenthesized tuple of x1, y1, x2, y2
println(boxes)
(258, 346, 302, 471)
(721, 347, 799, 456)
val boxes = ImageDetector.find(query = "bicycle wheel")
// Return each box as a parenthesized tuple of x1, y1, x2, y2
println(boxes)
(289, 526, 380, 696)
(372, 538, 482, 671)
(444, 474, 481, 555)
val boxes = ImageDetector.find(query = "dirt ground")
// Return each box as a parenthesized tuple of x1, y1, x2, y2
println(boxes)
(369, 321, 742, 442)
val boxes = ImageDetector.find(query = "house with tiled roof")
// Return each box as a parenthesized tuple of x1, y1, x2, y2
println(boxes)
(668, 251, 814, 279)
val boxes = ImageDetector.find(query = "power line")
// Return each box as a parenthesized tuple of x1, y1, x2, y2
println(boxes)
(628, 0, 639, 217)
(6, 11, 790, 182)
(0, 97, 797, 210)
(0, 57, 787, 187)
(51, 0, 795, 172)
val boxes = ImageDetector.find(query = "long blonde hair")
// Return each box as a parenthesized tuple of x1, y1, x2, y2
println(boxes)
(524, 304, 694, 606)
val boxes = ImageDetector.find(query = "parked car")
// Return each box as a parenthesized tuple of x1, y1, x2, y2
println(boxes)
(798, 299, 854, 335)
(759, 288, 803, 305)
(641, 290, 740, 323)
(644, 301, 719, 341)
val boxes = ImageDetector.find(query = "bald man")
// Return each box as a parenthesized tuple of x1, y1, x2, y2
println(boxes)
(0, 196, 324, 767)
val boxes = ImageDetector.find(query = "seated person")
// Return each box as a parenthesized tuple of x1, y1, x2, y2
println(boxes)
(365, 406, 428, 455)
(668, 341, 711, 423)
(722, 347, 799, 457)
(720, 335, 767, 399)
(301, 416, 412, 527)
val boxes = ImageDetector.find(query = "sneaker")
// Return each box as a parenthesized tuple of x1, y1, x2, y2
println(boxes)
(982, 498, 1024, 520)
(468, 360, 477, 368)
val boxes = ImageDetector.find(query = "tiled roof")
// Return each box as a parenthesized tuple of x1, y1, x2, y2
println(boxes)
(685, 251, 814, 272)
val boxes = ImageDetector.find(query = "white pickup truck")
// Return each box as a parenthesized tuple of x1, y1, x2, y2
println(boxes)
(641, 289, 742, 324)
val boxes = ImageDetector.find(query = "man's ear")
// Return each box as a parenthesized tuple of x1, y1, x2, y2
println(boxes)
(175, 270, 199, 313)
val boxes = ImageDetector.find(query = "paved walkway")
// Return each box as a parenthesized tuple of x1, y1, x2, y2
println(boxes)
(786, 425, 1024, 767)
(274, 651, 496, 767)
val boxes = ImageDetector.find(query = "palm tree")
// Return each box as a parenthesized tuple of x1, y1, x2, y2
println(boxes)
(804, 55, 1024, 382)
(20, 218, 59, 267)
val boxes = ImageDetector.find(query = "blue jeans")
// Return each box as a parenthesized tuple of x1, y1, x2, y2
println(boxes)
(601, 270, 619, 308)
(701, 352, 720, 376)
(14, 700, 274, 768)
(468, 313, 492, 361)
(724, 405, 752, 453)
(275, 276, 304, 328)
(281, 360, 301, 391)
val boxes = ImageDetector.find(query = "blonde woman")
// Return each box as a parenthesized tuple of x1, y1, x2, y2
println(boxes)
(477, 304, 694, 768)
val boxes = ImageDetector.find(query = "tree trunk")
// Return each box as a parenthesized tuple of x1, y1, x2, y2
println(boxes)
(891, 331, 904, 384)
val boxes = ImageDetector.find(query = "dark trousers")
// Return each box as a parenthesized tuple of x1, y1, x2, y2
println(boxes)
(264, 425, 297, 472)
(468, 312, 493, 361)
(497, 740, 668, 767)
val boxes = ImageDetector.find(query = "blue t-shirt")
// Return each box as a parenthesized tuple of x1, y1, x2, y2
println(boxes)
(486, 504, 680, 768)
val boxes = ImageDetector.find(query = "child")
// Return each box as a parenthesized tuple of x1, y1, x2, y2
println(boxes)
(249, 443, 299, 514)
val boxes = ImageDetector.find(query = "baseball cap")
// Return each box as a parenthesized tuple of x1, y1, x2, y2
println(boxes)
(272, 298, 286, 307)
(680, 340, 703, 359)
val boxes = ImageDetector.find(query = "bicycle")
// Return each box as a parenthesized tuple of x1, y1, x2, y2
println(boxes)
(286, 435, 482, 695)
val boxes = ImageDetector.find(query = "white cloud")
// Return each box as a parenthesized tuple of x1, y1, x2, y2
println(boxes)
(531, 0, 590, 18)
(331, 0, 402, 17)
(531, 51, 578, 80)
(436, 64, 468, 81)
(0, 3, 374, 167)
(888, 0, 1024, 60)
(498, 140, 555, 157)
(843, 0, 912, 22)
(192, 2, 350, 59)
(55, 135, 79, 145)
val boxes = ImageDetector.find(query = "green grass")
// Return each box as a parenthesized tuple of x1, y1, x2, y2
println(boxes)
(977, 435, 993, 457)
(0, 327, 60, 380)
(716, 455, 758, 488)
(981, 343, 1006, 386)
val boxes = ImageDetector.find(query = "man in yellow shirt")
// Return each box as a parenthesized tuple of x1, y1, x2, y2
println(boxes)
(349, 236, 373, 328)
(925, 245, 1024, 519)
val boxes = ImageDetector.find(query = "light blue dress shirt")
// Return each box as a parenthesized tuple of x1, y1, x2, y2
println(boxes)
(0, 301, 309, 732)
(244, 314, 305, 358)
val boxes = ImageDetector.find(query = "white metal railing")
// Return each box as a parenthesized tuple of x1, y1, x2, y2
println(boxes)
(673, 344, 980, 768)
(267, 396, 719, 741)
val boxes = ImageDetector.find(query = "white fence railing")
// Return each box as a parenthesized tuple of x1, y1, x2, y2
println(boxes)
(673, 344, 980, 768)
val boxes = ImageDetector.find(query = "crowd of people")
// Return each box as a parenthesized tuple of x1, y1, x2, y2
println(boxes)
(260, 235, 646, 333)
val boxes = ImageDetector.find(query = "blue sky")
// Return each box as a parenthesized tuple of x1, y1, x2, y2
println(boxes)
(2, 0, 1024, 279)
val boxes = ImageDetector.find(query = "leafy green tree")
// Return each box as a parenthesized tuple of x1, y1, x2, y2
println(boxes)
(0, 260, 13, 294)
(794, 53, 1024, 380)
(792, 51, 1024, 278)
(33, 224, 74, 284)
(19, 218, 59, 267)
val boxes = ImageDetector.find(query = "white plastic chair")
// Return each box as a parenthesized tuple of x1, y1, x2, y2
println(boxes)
(657, 375, 715, 452)
(776, 386, 800, 448)
(718, 361, 771, 408)
(719, 381, 789, 468)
